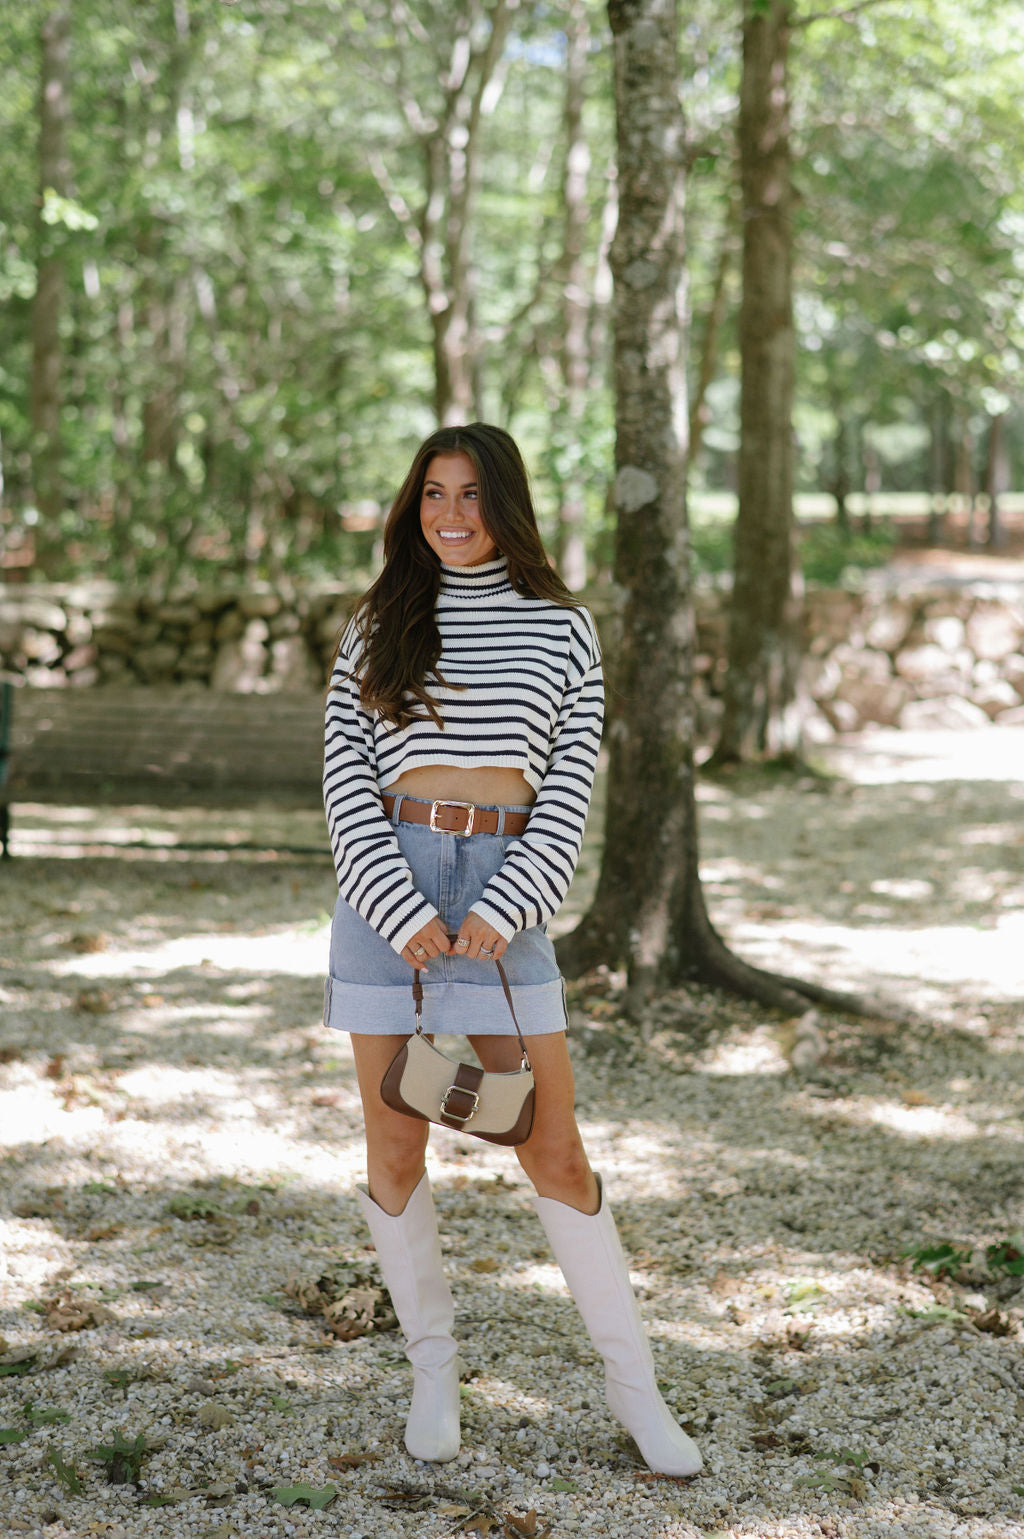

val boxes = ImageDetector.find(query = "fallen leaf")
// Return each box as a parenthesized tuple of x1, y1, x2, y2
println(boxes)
(549, 1477, 577, 1492)
(461, 1516, 499, 1537)
(42, 1291, 116, 1333)
(286, 1267, 397, 1339)
(197, 1402, 235, 1430)
(271, 1482, 337, 1510)
(632, 1469, 701, 1484)
(327, 1451, 377, 1469)
(75, 988, 114, 1015)
(69, 932, 108, 953)
(971, 1307, 1015, 1336)
(469, 1258, 500, 1273)
(504, 1510, 551, 1538)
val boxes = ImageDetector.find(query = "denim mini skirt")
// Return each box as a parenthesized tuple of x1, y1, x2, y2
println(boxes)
(322, 799, 567, 1037)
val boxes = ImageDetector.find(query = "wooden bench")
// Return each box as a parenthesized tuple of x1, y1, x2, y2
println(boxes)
(0, 683, 326, 858)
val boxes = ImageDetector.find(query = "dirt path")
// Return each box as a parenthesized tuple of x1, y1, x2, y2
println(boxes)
(1, 728, 1022, 1539)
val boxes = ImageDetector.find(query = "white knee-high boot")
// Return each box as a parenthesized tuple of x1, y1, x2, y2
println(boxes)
(356, 1172, 460, 1462)
(532, 1176, 703, 1477)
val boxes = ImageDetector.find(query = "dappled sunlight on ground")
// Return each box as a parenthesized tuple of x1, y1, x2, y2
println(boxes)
(2, 727, 1023, 1537)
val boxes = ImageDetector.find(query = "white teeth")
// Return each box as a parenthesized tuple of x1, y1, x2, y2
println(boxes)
(440, 530, 471, 539)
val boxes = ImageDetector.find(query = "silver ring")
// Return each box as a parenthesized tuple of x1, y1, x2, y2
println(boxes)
(455, 937, 470, 948)
(480, 946, 494, 958)
(412, 945, 426, 957)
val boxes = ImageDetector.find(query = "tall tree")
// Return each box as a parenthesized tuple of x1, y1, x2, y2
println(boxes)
(710, 0, 803, 765)
(29, 3, 71, 566)
(547, 0, 595, 590)
(358, 0, 530, 424)
(558, 0, 871, 1020)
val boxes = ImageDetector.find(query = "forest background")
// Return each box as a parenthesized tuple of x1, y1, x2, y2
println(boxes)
(3, 0, 1023, 592)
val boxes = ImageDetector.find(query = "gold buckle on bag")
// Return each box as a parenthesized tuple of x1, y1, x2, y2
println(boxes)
(441, 1085, 480, 1124)
(429, 799, 476, 836)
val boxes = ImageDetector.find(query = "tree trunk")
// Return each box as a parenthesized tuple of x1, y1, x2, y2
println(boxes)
(558, 0, 881, 1023)
(983, 409, 1008, 550)
(556, 0, 696, 995)
(30, 3, 72, 570)
(417, 0, 522, 424)
(953, 407, 977, 548)
(552, 0, 591, 591)
(710, 0, 803, 765)
(927, 393, 949, 546)
(688, 188, 737, 472)
(827, 381, 851, 535)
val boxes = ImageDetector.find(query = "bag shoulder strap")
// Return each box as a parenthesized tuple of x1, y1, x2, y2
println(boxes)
(410, 941, 531, 1063)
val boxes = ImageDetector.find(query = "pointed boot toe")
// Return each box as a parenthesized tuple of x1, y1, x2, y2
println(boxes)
(606, 1380, 703, 1476)
(405, 1356, 462, 1462)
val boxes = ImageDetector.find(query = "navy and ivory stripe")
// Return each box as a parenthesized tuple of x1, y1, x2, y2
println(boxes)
(322, 555, 604, 955)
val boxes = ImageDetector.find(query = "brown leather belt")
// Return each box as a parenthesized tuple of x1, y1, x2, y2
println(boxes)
(381, 793, 530, 838)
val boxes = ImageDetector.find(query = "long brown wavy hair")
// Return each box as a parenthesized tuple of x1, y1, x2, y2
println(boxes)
(334, 423, 580, 731)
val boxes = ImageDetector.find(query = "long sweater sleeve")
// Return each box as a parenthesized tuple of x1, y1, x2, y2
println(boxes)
(322, 625, 440, 955)
(470, 622, 603, 940)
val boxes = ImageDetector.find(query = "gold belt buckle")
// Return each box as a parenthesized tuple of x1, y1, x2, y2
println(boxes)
(429, 799, 476, 836)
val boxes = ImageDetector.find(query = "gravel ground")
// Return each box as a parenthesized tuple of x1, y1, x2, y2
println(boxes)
(1, 727, 1023, 1539)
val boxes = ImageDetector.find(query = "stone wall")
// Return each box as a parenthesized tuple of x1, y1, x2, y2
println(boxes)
(0, 584, 351, 695)
(2, 579, 1023, 737)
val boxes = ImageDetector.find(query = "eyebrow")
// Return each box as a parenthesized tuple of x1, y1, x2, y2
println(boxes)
(424, 477, 478, 489)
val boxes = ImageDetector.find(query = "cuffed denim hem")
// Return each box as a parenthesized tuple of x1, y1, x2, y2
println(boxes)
(323, 973, 567, 1036)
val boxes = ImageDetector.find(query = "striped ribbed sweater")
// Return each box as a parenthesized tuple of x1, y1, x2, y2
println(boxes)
(323, 555, 604, 955)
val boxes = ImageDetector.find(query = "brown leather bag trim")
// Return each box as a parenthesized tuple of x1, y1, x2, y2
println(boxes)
(379, 1042, 431, 1125)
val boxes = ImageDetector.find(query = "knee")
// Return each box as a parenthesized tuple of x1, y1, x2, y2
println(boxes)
(517, 1129, 591, 1190)
(367, 1118, 429, 1185)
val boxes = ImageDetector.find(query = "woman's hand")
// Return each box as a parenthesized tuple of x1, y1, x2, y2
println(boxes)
(401, 916, 452, 971)
(452, 910, 508, 963)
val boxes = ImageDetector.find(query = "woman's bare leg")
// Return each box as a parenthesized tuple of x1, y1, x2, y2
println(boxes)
(350, 1034, 431, 1214)
(468, 1031, 599, 1214)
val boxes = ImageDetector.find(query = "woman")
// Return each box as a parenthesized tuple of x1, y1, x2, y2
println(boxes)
(322, 423, 702, 1477)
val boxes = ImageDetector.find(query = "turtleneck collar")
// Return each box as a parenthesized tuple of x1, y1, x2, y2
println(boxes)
(438, 554, 512, 596)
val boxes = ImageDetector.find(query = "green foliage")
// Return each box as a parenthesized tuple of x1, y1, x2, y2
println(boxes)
(798, 523, 898, 585)
(986, 1239, 1024, 1277)
(272, 1481, 338, 1509)
(1, 0, 1022, 585)
(901, 1234, 1024, 1281)
(0, 1358, 35, 1377)
(85, 1428, 148, 1484)
(901, 1240, 974, 1277)
(23, 1401, 71, 1427)
(167, 1192, 226, 1221)
(46, 1446, 85, 1494)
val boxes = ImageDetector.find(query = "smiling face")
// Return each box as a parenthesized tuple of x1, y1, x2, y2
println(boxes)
(418, 451, 498, 567)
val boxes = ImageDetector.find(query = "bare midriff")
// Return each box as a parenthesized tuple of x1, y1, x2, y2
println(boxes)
(383, 764, 536, 808)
